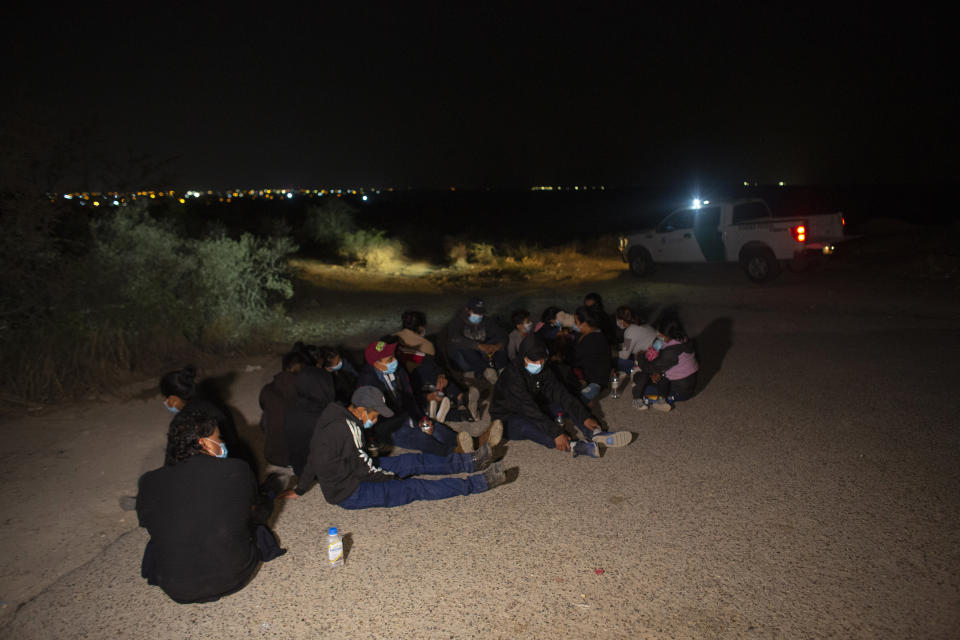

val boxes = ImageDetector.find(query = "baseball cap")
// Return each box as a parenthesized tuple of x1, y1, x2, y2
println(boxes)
(351, 386, 395, 417)
(364, 339, 397, 366)
(467, 297, 485, 314)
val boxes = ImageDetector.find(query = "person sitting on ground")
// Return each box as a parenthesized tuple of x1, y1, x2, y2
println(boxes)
(571, 305, 613, 404)
(358, 337, 476, 455)
(445, 297, 508, 385)
(288, 386, 509, 508)
(316, 345, 359, 405)
(583, 292, 618, 345)
(258, 350, 310, 471)
(614, 305, 658, 381)
(490, 334, 631, 457)
(159, 365, 256, 471)
(137, 408, 286, 604)
(283, 366, 335, 475)
(507, 309, 533, 361)
(394, 310, 436, 369)
(631, 310, 699, 413)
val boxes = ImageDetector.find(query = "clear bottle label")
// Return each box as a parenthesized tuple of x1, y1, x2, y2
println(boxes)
(328, 540, 344, 566)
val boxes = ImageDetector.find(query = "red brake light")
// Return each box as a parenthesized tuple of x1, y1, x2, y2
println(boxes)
(841, 216, 845, 227)
(791, 224, 806, 242)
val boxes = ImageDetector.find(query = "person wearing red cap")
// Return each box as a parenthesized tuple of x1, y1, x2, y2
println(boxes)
(357, 337, 463, 455)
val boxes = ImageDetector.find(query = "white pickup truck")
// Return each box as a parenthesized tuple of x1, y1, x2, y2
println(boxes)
(618, 198, 848, 282)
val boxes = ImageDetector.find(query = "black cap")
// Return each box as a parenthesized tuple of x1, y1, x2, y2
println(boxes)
(518, 334, 548, 361)
(467, 297, 485, 314)
(351, 386, 395, 417)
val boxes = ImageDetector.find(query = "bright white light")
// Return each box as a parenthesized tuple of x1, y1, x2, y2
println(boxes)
(778, 181, 784, 186)
(692, 198, 701, 209)
(703, 200, 710, 205)
(286, 192, 293, 199)
(64, 194, 73, 199)
(112, 200, 119, 206)
(362, 195, 368, 201)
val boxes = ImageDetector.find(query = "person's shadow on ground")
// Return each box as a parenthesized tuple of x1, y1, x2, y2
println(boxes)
(196, 374, 260, 473)
(693, 317, 734, 397)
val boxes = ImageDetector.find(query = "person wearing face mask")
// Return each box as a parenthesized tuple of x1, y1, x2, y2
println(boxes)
(631, 310, 699, 412)
(613, 306, 658, 386)
(489, 335, 632, 457)
(136, 408, 286, 604)
(444, 297, 508, 385)
(507, 309, 533, 362)
(571, 306, 613, 404)
(315, 345, 359, 405)
(290, 387, 510, 507)
(358, 338, 493, 455)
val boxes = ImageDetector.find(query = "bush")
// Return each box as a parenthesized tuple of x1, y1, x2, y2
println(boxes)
(300, 198, 407, 271)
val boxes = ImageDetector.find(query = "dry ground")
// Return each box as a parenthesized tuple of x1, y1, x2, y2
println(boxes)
(1, 252, 958, 639)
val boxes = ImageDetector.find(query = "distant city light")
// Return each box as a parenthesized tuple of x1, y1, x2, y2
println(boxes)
(64, 194, 73, 199)
(743, 181, 750, 186)
(286, 192, 293, 199)
(362, 195, 368, 201)
(778, 181, 785, 186)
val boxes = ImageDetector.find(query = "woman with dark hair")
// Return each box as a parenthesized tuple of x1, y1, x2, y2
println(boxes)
(137, 408, 285, 604)
(614, 306, 657, 380)
(158, 365, 255, 470)
(631, 310, 699, 412)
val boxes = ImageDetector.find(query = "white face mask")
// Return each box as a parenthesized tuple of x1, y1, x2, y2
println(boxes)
(522, 321, 533, 332)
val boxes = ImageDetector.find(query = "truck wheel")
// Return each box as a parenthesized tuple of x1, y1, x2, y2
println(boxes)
(628, 248, 655, 277)
(742, 249, 781, 283)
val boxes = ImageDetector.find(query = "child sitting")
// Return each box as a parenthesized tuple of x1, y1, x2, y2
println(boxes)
(631, 311, 698, 412)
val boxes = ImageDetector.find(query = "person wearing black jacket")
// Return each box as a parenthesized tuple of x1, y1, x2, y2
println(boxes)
(291, 387, 508, 508)
(258, 351, 309, 468)
(137, 408, 285, 604)
(283, 366, 335, 475)
(490, 335, 631, 456)
(445, 297, 509, 385)
(572, 305, 613, 404)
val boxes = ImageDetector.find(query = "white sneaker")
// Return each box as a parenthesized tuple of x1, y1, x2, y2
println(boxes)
(427, 399, 438, 419)
(632, 398, 648, 411)
(483, 367, 499, 385)
(436, 397, 451, 423)
(467, 387, 480, 421)
(457, 430, 475, 453)
(653, 400, 673, 412)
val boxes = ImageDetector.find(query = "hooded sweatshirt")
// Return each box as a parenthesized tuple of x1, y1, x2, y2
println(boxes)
(283, 367, 334, 475)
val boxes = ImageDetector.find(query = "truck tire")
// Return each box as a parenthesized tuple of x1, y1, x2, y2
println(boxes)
(741, 248, 781, 283)
(628, 248, 655, 277)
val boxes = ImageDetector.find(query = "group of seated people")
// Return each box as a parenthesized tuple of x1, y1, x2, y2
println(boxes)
(137, 294, 699, 603)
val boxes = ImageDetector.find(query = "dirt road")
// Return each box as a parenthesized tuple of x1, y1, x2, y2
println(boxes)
(1, 262, 958, 638)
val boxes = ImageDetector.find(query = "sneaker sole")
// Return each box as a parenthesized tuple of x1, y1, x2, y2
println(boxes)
(436, 397, 451, 423)
(483, 369, 499, 385)
(653, 402, 673, 412)
(467, 387, 480, 421)
(592, 431, 632, 447)
(484, 419, 503, 447)
(457, 430, 475, 453)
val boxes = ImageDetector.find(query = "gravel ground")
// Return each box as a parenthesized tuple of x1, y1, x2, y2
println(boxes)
(1, 261, 958, 639)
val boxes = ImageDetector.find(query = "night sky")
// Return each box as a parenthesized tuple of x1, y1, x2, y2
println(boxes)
(4, 3, 955, 190)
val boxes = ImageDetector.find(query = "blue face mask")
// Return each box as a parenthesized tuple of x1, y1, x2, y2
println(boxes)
(384, 359, 398, 374)
(215, 441, 228, 459)
(525, 362, 543, 375)
(652, 337, 665, 351)
(571, 323, 581, 333)
(328, 360, 343, 372)
(163, 400, 179, 414)
(468, 312, 483, 324)
(363, 418, 375, 429)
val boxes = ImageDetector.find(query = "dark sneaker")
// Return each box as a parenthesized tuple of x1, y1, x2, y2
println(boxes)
(471, 442, 493, 471)
(591, 430, 631, 448)
(571, 441, 600, 458)
(482, 460, 506, 489)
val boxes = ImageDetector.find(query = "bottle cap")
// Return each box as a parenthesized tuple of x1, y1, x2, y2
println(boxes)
(328, 527, 338, 536)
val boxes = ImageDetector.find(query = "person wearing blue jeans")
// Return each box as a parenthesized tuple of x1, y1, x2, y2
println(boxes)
(358, 338, 466, 455)
(489, 334, 632, 457)
(290, 387, 509, 509)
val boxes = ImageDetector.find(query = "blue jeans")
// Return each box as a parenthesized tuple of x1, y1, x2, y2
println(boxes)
(615, 357, 636, 373)
(338, 453, 486, 509)
(502, 411, 593, 449)
(373, 413, 459, 455)
(580, 382, 601, 401)
(449, 348, 508, 376)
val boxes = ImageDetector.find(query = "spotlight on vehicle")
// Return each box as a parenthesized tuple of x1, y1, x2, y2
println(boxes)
(692, 198, 701, 209)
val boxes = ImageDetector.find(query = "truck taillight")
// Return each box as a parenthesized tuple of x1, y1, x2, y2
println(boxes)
(841, 216, 845, 227)
(791, 224, 806, 242)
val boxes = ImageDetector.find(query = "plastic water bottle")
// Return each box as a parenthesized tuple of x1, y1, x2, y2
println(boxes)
(327, 526, 344, 567)
(610, 372, 621, 399)
(555, 411, 564, 426)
